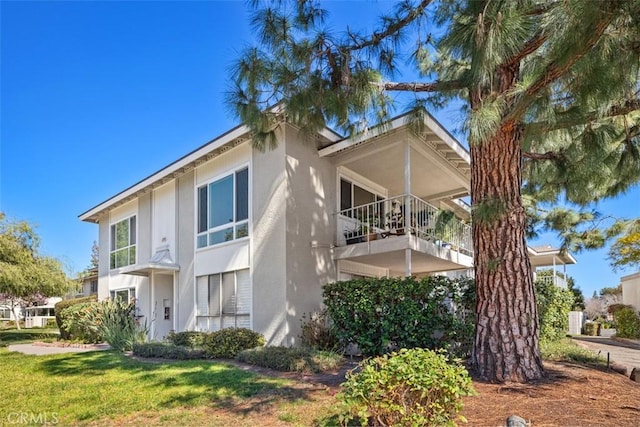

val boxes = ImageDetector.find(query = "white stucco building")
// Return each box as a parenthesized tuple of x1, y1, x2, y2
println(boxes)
(79, 112, 567, 344)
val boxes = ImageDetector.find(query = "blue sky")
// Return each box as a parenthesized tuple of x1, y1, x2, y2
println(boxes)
(1, 1, 638, 299)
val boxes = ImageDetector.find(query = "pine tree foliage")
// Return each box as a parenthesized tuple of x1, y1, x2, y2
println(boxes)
(229, 0, 640, 382)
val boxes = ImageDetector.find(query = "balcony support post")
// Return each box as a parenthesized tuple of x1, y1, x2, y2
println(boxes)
(404, 141, 413, 277)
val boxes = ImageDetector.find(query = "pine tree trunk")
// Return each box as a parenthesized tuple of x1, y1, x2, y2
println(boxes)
(470, 121, 544, 382)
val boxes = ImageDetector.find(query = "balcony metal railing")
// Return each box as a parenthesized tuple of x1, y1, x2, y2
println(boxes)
(337, 194, 473, 256)
(536, 274, 567, 288)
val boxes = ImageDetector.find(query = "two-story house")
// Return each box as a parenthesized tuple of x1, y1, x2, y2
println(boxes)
(79, 112, 475, 344)
(79, 112, 568, 344)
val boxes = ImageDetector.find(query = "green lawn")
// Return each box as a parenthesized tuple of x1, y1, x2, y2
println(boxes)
(0, 348, 328, 426)
(0, 328, 60, 347)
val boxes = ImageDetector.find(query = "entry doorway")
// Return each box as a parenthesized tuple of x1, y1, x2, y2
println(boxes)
(151, 273, 173, 340)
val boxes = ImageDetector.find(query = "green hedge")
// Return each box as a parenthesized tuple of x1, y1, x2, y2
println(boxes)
(54, 296, 97, 340)
(166, 331, 206, 348)
(202, 328, 265, 358)
(583, 322, 600, 336)
(132, 342, 205, 360)
(323, 276, 475, 356)
(535, 278, 575, 342)
(339, 348, 474, 426)
(236, 346, 343, 373)
(614, 307, 640, 339)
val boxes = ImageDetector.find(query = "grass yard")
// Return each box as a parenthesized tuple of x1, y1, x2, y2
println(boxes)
(0, 348, 338, 426)
(0, 328, 60, 347)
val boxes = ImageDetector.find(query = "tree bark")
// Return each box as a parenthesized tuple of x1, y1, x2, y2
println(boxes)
(470, 121, 544, 382)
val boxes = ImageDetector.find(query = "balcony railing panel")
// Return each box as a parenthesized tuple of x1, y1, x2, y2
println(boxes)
(337, 194, 473, 256)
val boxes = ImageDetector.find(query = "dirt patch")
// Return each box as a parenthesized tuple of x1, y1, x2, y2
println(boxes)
(232, 358, 640, 426)
(462, 361, 640, 426)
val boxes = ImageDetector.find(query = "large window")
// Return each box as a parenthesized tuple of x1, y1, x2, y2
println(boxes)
(340, 178, 385, 221)
(110, 216, 136, 269)
(196, 269, 250, 330)
(110, 288, 136, 303)
(197, 167, 249, 248)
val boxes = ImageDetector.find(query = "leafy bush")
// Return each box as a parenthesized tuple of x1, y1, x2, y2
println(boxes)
(323, 276, 475, 356)
(339, 348, 474, 427)
(167, 331, 206, 348)
(202, 328, 264, 358)
(535, 278, 574, 342)
(583, 322, 600, 336)
(60, 302, 103, 343)
(54, 296, 97, 340)
(614, 307, 640, 339)
(299, 310, 339, 351)
(237, 346, 343, 373)
(99, 298, 147, 351)
(132, 342, 205, 360)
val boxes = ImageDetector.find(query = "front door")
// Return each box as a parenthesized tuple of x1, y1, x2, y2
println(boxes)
(152, 274, 173, 340)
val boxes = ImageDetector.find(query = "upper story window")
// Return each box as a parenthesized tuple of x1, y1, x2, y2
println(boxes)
(197, 167, 249, 249)
(110, 216, 136, 269)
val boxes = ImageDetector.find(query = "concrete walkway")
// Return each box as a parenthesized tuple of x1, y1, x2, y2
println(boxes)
(572, 336, 640, 375)
(7, 343, 110, 355)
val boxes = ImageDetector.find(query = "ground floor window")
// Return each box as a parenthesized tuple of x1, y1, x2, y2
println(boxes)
(110, 288, 136, 303)
(196, 268, 250, 330)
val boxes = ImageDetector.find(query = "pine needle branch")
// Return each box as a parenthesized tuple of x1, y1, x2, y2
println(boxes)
(379, 79, 464, 93)
(505, 7, 616, 122)
(522, 151, 562, 161)
(525, 98, 640, 133)
(347, 0, 433, 52)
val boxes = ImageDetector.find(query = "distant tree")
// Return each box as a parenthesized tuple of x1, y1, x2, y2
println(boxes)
(0, 213, 72, 329)
(609, 219, 640, 271)
(584, 297, 605, 321)
(230, 0, 640, 383)
(89, 240, 99, 270)
(598, 284, 623, 315)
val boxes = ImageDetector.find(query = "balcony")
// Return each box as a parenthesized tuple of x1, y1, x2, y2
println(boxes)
(334, 194, 474, 275)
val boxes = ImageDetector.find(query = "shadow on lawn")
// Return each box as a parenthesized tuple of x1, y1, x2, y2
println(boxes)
(38, 350, 320, 414)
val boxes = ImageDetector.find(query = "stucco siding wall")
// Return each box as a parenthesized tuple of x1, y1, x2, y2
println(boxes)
(176, 170, 195, 331)
(251, 130, 288, 345)
(622, 271, 640, 312)
(152, 181, 176, 257)
(284, 126, 337, 346)
(97, 213, 110, 301)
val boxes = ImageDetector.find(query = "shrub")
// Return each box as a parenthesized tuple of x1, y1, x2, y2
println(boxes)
(237, 346, 343, 373)
(54, 296, 97, 339)
(583, 322, 600, 336)
(166, 331, 206, 348)
(99, 298, 147, 351)
(132, 342, 205, 360)
(535, 278, 574, 342)
(299, 310, 339, 351)
(45, 318, 57, 328)
(339, 348, 474, 427)
(614, 307, 640, 339)
(202, 328, 264, 358)
(323, 276, 475, 356)
(60, 302, 103, 343)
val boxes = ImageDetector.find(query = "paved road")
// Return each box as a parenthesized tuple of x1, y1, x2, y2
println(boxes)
(572, 337, 640, 375)
(7, 343, 110, 355)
